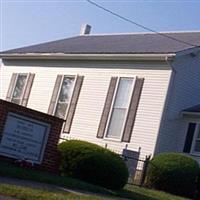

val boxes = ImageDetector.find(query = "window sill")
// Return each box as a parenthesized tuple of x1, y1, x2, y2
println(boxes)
(190, 153, 200, 157)
(103, 137, 123, 143)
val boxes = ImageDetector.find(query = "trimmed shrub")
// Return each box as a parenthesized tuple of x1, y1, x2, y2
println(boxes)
(58, 140, 128, 190)
(146, 153, 199, 197)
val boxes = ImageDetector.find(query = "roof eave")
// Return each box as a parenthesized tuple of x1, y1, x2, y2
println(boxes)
(0, 53, 176, 61)
(182, 111, 200, 117)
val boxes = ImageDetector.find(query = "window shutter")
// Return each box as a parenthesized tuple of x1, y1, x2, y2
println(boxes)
(122, 77, 144, 142)
(48, 75, 63, 115)
(21, 73, 35, 106)
(97, 77, 118, 138)
(63, 75, 84, 133)
(6, 73, 17, 102)
(183, 123, 196, 153)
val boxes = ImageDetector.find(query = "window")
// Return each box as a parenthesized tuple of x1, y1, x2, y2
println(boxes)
(192, 124, 200, 154)
(54, 76, 75, 119)
(97, 76, 144, 142)
(6, 73, 35, 106)
(11, 74, 28, 104)
(106, 77, 135, 139)
(48, 74, 84, 133)
(184, 122, 200, 155)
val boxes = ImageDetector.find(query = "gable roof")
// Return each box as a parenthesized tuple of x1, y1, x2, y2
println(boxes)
(1, 31, 200, 55)
(183, 105, 200, 113)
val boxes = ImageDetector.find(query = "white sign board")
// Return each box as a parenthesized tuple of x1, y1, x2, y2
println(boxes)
(0, 112, 51, 164)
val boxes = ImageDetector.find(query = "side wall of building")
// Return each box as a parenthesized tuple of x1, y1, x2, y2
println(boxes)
(1, 59, 171, 157)
(155, 53, 200, 161)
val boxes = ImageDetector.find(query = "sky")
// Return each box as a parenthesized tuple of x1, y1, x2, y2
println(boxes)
(1, 0, 200, 51)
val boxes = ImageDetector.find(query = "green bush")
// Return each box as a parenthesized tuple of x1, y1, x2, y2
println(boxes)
(146, 153, 199, 197)
(58, 140, 129, 190)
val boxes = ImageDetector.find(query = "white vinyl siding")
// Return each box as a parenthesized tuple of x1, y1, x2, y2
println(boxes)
(0, 60, 171, 158)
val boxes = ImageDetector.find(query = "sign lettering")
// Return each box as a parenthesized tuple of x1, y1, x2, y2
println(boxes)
(0, 112, 51, 164)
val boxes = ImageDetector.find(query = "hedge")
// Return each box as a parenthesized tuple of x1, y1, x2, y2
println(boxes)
(58, 140, 129, 190)
(146, 153, 199, 197)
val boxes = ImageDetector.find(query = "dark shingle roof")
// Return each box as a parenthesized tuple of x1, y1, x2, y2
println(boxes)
(1, 31, 200, 55)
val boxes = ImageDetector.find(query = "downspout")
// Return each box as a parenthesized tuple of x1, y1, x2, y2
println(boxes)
(152, 55, 177, 155)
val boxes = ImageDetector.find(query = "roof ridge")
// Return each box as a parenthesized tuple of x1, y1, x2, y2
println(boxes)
(81, 30, 200, 36)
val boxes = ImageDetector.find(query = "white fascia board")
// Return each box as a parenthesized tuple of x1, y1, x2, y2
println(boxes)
(0, 53, 176, 61)
(182, 111, 200, 117)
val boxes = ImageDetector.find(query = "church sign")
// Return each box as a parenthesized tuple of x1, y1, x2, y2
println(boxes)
(0, 112, 50, 164)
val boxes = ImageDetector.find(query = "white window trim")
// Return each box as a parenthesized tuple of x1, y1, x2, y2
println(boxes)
(190, 122, 200, 156)
(103, 76, 137, 142)
(52, 74, 77, 131)
(10, 73, 29, 105)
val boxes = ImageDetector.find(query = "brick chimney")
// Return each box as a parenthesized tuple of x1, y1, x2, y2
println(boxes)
(80, 24, 91, 35)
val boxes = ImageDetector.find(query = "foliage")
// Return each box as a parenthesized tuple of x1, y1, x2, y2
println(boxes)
(58, 140, 129, 190)
(146, 153, 199, 197)
(0, 160, 110, 195)
(0, 160, 191, 200)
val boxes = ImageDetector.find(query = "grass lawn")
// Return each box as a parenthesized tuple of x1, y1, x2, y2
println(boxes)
(0, 161, 191, 200)
(0, 184, 111, 200)
(0, 183, 191, 200)
(122, 185, 191, 200)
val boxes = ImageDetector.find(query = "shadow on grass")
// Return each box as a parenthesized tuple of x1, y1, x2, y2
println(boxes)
(117, 185, 191, 200)
(0, 160, 111, 195)
(116, 189, 159, 200)
(0, 161, 190, 200)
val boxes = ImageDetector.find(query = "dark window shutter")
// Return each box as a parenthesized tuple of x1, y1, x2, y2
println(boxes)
(97, 77, 118, 138)
(6, 73, 17, 102)
(21, 73, 35, 106)
(183, 123, 196, 153)
(63, 75, 84, 133)
(122, 77, 144, 142)
(48, 75, 63, 115)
